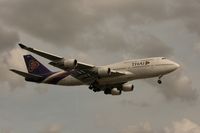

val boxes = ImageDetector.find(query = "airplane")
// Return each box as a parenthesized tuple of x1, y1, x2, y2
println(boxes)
(10, 43, 180, 95)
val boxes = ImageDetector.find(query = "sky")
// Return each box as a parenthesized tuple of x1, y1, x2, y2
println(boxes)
(0, 0, 200, 133)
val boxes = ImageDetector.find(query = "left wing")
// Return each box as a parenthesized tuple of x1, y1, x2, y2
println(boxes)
(19, 43, 63, 61)
(19, 43, 126, 83)
(19, 43, 94, 70)
(49, 60, 95, 70)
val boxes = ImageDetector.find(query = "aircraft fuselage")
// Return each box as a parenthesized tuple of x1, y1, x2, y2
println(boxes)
(43, 57, 180, 86)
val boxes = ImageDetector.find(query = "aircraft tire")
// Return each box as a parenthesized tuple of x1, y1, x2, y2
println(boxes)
(158, 80, 162, 84)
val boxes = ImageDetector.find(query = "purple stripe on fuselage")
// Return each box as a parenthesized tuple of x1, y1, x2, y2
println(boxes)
(45, 71, 71, 84)
(44, 69, 94, 84)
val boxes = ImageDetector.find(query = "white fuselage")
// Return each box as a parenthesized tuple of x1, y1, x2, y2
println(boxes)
(98, 57, 179, 85)
(43, 57, 180, 86)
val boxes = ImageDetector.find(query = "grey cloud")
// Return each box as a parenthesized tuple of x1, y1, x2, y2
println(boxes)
(0, 26, 19, 52)
(0, 128, 13, 133)
(41, 124, 63, 133)
(0, 0, 98, 47)
(1, 0, 200, 51)
(0, 48, 27, 90)
(85, 0, 169, 22)
(76, 21, 173, 57)
(164, 119, 200, 133)
(170, 0, 200, 36)
(155, 69, 198, 102)
(193, 43, 200, 55)
(125, 32, 172, 57)
(0, 0, 174, 60)
(121, 119, 200, 133)
(34, 84, 49, 94)
(120, 99, 150, 108)
(121, 122, 154, 133)
(0, 24, 24, 90)
(0, 0, 175, 52)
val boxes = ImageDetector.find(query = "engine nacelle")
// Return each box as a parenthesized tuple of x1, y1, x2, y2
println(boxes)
(122, 84, 134, 92)
(64, 59, 77, 69)
(111, 88, 121, 95)
(97, 67, 111, 77)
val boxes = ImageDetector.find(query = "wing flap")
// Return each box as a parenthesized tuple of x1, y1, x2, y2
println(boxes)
(76, 62, 95, 69)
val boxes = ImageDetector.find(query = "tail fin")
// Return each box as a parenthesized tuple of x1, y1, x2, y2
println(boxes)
(23, 55, 52, 75)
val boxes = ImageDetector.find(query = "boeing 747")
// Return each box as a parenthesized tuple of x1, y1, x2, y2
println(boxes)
(10, 44, 180, 95)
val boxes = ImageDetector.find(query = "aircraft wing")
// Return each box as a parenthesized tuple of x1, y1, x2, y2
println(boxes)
(49, 60, 95, 70)
(19, 43, 63, 61)
(19, 43, 94, 70)
(18, 43, 126, 84)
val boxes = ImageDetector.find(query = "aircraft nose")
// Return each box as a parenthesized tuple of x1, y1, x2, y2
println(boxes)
(173, 62, 180, 69)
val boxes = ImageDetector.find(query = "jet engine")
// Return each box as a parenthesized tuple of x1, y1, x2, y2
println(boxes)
(111, 88, 121, 95)
(97, 67, 111, 77)
(63, 59, 77, 69)
(49, 59, 78, 69)
(121, 83, 134, 92)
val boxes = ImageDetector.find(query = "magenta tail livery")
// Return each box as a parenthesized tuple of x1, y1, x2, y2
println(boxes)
(10, 44, 180, 95)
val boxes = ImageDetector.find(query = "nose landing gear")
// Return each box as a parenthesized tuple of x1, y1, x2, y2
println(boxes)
(157, 79, 162, 84)
(157, 75, 163, 84)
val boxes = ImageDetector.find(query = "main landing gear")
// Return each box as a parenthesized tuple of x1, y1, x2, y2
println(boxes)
(157, 75, 163, 84)
(89, 83, 101, 92)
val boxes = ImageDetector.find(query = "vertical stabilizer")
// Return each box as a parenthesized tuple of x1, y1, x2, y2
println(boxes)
(23, 55, 52, 75)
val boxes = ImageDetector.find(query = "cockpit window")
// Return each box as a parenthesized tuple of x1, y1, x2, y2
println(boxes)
(162, 57, 166, 59)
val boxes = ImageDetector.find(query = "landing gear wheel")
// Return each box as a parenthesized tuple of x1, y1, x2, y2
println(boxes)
(104, 89, 111, 95)
(89, 85, 93, 90)
(157, 80, 162, 84)
(93, 88, 101, 92)
(157, 75, 163, 84)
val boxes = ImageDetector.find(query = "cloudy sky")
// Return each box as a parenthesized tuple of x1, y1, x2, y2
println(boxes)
(0, 0, 200, 133)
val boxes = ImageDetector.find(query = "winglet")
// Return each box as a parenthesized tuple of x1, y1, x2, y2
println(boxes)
(18, 43, 27, 49)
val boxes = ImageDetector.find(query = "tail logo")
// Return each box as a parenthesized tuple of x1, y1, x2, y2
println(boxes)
(28, 60, 40, 72)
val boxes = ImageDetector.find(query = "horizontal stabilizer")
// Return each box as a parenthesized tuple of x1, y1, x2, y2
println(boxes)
(10, 69, 44, 81)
